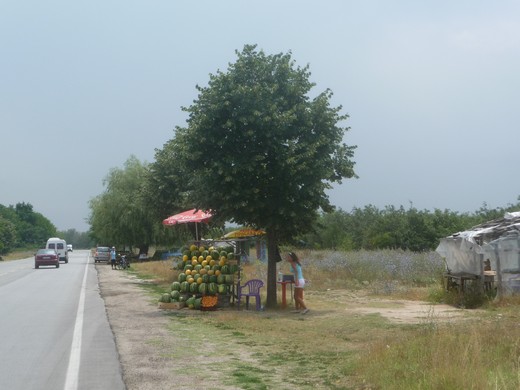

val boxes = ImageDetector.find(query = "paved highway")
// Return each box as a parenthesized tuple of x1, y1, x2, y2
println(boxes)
(0, 250, 125, 390)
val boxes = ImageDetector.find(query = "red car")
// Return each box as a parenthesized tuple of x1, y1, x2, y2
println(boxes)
(35, 249, 60, 269)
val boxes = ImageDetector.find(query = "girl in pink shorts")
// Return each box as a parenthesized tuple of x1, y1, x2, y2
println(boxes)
(287, 251, 309, 314)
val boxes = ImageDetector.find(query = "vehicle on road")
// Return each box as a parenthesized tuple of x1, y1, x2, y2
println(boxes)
(35, 249, 60, 269)
(67, 244, 73, 252)
(46, 237, 69, 263)
(94, 246, 111, 263)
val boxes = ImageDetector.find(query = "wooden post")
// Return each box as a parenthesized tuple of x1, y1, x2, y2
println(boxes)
(494, 243, 503, 301)
(477, 252, 484, 292)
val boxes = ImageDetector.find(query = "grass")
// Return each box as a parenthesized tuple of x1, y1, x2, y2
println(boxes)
(1, 248, 38, 261)
(131, 250, 520, 389)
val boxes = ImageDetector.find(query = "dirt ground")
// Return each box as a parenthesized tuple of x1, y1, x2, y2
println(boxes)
(96, 263, 468, 389)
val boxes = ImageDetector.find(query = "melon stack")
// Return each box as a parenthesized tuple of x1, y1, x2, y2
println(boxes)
(159, 244, 238, 310)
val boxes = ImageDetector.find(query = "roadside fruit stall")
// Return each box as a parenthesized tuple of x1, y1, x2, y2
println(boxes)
(158, 243, 239, 310)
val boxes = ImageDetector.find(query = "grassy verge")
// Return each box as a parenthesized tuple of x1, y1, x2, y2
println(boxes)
(1, 248, 39, 261)
(130, 250, 520, 389)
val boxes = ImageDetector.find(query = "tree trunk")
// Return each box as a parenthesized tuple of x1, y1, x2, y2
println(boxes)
(139, 244, 149, 255)
(265, 230, 278, 309)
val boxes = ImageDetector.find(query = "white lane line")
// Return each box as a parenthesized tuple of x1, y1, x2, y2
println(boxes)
(64, 254, 90, 390)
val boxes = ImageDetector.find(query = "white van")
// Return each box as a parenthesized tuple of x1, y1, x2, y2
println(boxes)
(46, 237, 69, 263)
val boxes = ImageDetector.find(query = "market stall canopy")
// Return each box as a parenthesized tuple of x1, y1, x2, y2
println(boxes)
(162, 209, 213, 226)
(223, 228, 266, 239)
(163, 209, 213, 240)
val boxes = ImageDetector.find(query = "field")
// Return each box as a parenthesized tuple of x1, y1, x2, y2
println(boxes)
(130, 249, 520, 390)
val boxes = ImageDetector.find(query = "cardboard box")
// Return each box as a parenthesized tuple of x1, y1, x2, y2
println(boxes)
(282, 274, 294, 282)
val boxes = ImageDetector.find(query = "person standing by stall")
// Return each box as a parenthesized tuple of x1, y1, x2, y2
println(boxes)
(287, 251, 309, 314)
(110, 247, 117, 269)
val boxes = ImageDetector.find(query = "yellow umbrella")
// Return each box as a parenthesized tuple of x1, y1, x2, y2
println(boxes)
(223, 228, 266, 239)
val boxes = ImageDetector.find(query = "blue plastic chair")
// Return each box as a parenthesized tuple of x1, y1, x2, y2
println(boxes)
(237, 279, 264, 310)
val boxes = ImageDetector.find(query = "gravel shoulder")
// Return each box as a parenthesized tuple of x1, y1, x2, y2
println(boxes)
(97, 262, 180, 390)
(96, 262, 255, 390)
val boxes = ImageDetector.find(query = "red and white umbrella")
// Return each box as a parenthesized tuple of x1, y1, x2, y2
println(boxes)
(162, 209, 213, 240)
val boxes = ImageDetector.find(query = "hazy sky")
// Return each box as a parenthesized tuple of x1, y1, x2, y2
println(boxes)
(2, 1, 519, 232)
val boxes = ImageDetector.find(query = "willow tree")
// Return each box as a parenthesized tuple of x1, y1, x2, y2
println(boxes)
(175, 45, 357, 308)
(88, 156, 159, 254)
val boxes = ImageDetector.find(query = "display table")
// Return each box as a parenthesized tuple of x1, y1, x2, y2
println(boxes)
(443, 272, 479, 293)
(277, 281, 294, 309)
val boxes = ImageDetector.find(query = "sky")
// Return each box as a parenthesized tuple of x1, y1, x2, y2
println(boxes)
(1, 1, 519, 232)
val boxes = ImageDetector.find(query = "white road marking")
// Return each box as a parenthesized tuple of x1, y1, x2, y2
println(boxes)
(64, 255, 90, 390)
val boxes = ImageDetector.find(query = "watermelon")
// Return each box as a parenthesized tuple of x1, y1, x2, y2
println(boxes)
(202, 274, 209, 283)
(171, 281, 181, 291)
(202, 250, 209, 258)
(218, 284, 228, 294)
(217, 274, 225, 284)
(190, 282, 199, 293)
(198, 282, 208, 294)
(180, 281, 190, 292)
(228, 252, 235, 260)
(184, 264, 193, 271)
(170, 290, 181, 301)
(178, 273, 187, 283)
(209, 275, 217, 283)
(194, 298, 202, 310)
(160, 293, 171, 303)
(186, 297, 196, 308)
(219, 250, 227, 258)
(211, 250, 220, 260)
(225, 274, 234, 284)
(208, 282, 217, 295)
(230, 264, 239, 274)
(194, 264, 202, 272)
(221, 265, 229, 274)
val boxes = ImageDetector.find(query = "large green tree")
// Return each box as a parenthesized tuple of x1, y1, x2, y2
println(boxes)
(0, 202, 56, 252)
(0, 215, 17, 255)
(174, 45, 357, 307)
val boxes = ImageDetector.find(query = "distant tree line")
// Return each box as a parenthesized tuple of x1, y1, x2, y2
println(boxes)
(0, 202, 94, 255)
(299, 200, 520, 251)
(0, 202, 57, 254)
(60, 229, 95, 250)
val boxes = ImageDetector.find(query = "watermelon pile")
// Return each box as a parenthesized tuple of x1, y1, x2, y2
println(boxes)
(160, 244, 239, 310)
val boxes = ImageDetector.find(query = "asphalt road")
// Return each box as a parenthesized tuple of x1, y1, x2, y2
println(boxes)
(0, 250, 125, 390)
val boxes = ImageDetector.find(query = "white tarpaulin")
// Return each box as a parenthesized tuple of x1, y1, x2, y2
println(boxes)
(436, 211, 520, 294)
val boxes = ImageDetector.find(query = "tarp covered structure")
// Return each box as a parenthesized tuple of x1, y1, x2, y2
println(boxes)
(436, 211, 520, 294)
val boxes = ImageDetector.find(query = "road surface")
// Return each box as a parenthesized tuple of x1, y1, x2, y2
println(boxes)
(0, 250, 125, 390)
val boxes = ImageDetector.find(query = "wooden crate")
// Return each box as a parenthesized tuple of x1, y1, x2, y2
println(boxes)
(158, 301, 185, 310)
(217, 294, 232, 308)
